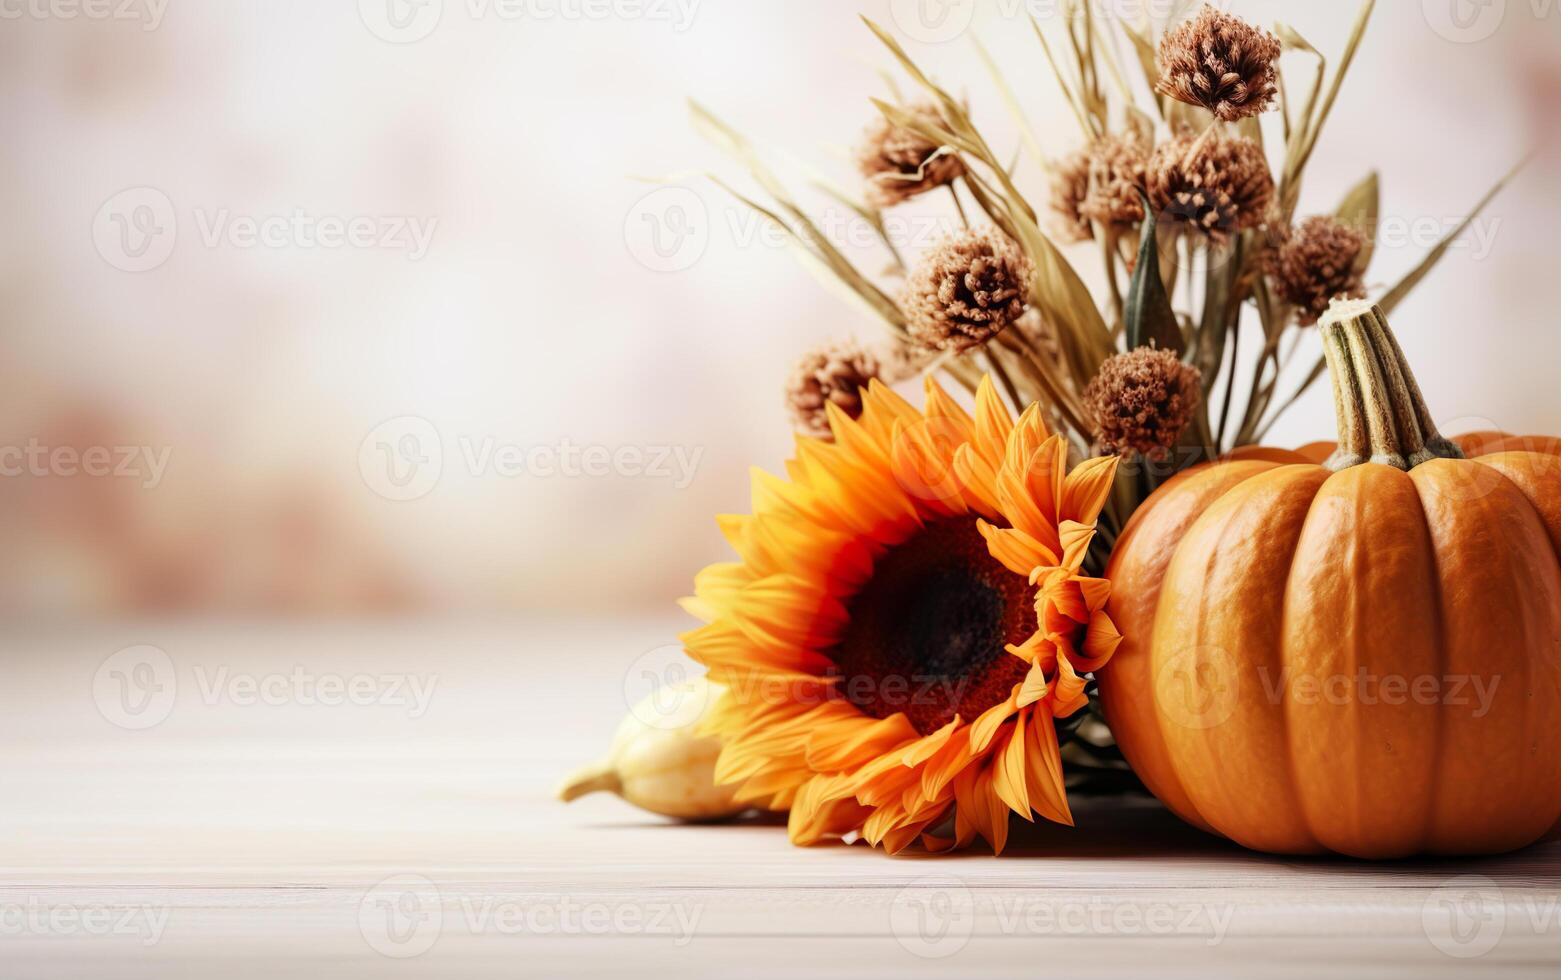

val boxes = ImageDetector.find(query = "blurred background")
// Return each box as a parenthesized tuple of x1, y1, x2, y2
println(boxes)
(2, 0, 1558, 619)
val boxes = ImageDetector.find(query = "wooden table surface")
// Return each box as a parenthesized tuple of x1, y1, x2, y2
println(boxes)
(4, 619, 1559, 978)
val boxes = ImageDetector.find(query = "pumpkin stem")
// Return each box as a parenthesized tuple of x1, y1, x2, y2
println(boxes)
(1322, 299, 1464, 473)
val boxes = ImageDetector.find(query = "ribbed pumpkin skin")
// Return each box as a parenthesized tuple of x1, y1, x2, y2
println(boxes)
(1099, 443, 1561, 858)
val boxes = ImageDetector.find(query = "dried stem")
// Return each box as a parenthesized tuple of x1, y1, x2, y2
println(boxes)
(1321, 300, 1463, 472)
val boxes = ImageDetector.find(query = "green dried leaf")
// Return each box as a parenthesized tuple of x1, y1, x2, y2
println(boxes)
(1125, 195, 1181, 354)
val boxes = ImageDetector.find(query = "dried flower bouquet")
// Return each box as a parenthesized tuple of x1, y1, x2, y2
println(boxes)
(563, 1, 1552, 856)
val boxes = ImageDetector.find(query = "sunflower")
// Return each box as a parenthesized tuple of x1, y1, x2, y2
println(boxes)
(680, 376, 1122, 854)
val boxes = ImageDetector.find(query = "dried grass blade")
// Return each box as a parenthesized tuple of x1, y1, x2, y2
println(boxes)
(1379, 152, 1532, 315)
(1030, 15, 1095, 138)
(971, 36, 1049, 174)
(689, 103, 908, 331)
(1294, 0, 1376, 176)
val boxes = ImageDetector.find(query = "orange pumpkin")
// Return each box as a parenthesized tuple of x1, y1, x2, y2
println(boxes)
(1098, 300, 1561, 857)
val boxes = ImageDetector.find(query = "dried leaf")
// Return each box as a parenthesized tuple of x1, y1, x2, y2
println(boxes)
(1274, 22, 1319, 56)
(1125, 194, 1181, 354)
(1335, 171, 1379, 274)
(1121, 23, 1165, 119)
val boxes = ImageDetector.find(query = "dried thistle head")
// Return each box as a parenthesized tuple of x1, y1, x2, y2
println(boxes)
(1085, 347, 1203, 459)
(1049, 132, 1149, 243)
(785, 338, 895, 440)
(1147, 132, 1274, 244)
(1049, 148, 1095, 243)
(1081, 131, 1150, 232)
(1269, 216, 1369, 325)
(902, 228, 1033, 353)
(856, 102, 966, 209)
(1156, 5, 1282, 122)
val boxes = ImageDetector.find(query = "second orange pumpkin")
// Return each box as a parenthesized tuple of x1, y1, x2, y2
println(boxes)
(1097, 300, 1561, 858)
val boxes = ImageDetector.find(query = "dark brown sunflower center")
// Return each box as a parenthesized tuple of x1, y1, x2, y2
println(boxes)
(827, 517, 1037, 735)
